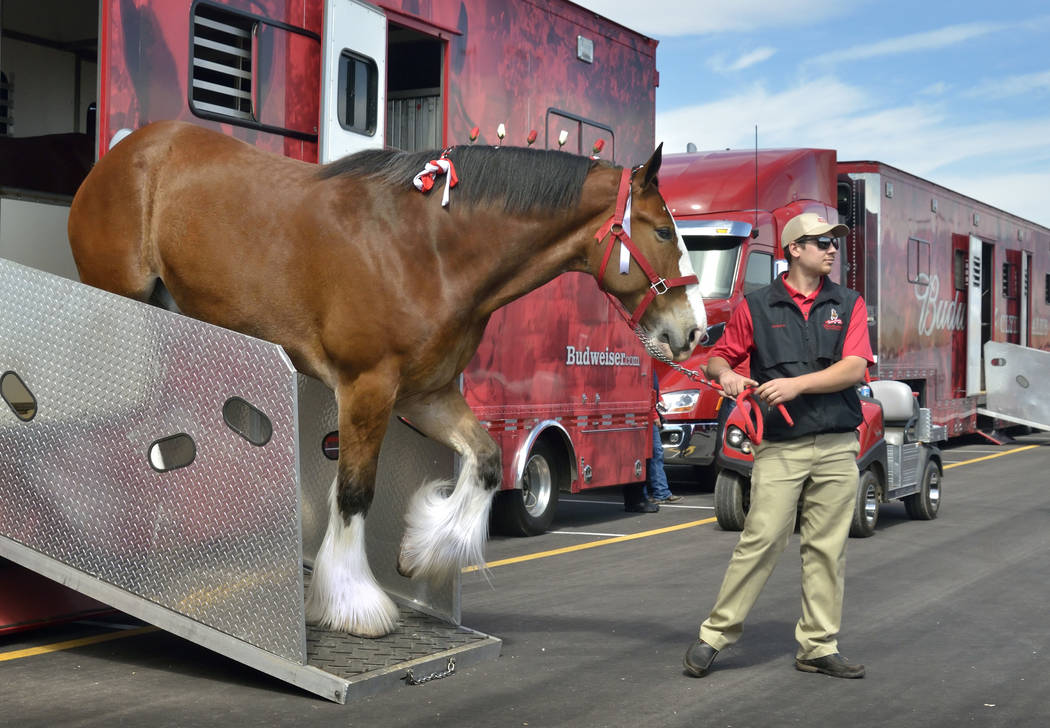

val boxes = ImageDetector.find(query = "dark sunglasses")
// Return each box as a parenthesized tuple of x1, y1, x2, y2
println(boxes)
(797, 235, 840, 251)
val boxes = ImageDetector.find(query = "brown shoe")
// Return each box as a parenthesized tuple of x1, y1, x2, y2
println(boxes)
(652, 494, 683, 503)
(795, 653, 865, 678)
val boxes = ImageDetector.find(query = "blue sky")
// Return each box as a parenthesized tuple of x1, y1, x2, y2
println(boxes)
(577, 0, 1050, 228)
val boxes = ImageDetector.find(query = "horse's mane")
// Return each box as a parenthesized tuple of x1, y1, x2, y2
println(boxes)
(317, 144, 614, 214)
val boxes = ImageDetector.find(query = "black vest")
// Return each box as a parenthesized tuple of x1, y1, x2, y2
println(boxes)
(745, 276, 863, 441)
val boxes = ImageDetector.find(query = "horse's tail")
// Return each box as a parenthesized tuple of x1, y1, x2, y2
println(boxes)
(68, 121, 178, 303)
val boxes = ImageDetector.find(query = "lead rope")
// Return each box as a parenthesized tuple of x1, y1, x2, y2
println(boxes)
(628, 323, 793, 445)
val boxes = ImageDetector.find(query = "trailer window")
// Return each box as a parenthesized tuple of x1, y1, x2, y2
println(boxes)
(907, 238, 930, 285)
(836, 182, 854, 227)
(682, 235, 743, 300)
(338, 51, 379, 136)
(546, 109, 615, 162)
(954, 250, 967, 291)
(743, 252, 772, 294)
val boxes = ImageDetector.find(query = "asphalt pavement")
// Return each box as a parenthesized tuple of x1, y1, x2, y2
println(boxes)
(2, 430, 1048, 727)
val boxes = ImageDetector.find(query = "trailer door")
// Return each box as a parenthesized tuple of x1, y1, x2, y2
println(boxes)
(320, 0, 386, 163)
(966, 235, 997, 396)
(966, 235, 982, 395)
(1021, 252, 1031, 347)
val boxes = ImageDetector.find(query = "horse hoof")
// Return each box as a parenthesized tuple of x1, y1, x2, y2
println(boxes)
(305, 598, 399, 638)
(395, 556, 414, 579)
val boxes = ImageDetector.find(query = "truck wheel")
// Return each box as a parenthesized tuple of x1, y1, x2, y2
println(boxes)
(904, 459, 941, 521)
(714, 469, 749, 531)
(849, 469, 880, 538)
(491, 440, 563, 537)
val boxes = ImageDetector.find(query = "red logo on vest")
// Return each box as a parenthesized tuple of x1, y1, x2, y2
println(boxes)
(823, 308, 844, 330)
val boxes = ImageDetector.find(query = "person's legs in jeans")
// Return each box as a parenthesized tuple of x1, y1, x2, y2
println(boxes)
(646, 424, 673, 501)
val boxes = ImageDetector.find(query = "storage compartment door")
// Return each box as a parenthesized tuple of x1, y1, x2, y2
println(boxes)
(320, 0, 386, 163)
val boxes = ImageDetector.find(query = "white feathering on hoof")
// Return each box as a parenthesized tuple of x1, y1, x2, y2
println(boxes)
(305, 504, 399, 638)
(399, 474, 493, 581)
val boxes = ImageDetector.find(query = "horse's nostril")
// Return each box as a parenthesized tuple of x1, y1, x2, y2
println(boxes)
(689, 327, 703, 347)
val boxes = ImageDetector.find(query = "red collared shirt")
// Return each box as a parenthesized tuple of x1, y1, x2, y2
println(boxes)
(711, 275, 874, 369)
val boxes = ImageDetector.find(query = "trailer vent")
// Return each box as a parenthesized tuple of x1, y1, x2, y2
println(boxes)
(191, 4, 255, 120)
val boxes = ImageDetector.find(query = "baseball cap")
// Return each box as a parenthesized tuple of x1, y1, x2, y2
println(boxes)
(781, 212, 849, 249)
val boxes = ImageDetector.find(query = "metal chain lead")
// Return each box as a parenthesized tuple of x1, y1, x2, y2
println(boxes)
(631, 324, 706, 382)
(402, 658, 456, 686)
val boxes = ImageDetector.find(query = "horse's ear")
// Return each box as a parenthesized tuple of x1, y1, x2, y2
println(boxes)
(638, 143, 663, 191)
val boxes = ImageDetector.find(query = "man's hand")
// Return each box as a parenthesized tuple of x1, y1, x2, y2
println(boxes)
(717, 369, 759, 397)
(754, 377, 804, 406)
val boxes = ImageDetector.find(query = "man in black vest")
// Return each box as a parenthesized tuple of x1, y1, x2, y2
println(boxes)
(683, 212, 874, 679)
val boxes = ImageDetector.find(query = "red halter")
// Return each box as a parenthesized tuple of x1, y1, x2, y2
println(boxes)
(593, 168, 698, 327)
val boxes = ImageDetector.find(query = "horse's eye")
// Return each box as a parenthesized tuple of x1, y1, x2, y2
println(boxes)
(655, 227, 674, 242)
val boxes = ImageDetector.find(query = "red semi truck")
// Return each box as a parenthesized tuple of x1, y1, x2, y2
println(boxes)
(0, 0, 663, 632)
(656, 147, 1050, 533)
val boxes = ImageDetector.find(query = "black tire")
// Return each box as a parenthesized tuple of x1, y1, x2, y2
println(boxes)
(850, 469, 881, 538)
(491, 440, 563, 537)
(714, 469, 749, 531)
(904, 458, 941, 520)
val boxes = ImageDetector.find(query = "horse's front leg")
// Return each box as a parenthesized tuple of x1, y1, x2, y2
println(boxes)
(395, 383, 501, 580)
(305, 369, 400, 638)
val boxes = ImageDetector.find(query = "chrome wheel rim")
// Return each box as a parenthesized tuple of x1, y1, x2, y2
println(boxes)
(863, 479, 878, 524)
(928, 467, 941, 508)
(522, 454, 553, 518)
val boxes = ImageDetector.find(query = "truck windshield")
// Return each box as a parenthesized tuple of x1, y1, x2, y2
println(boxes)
(683, 235, 744, 300)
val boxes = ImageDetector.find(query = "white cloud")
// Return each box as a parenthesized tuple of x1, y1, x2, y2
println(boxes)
(709, 47, 776, 73)
(919, 81, 950, 96)
(935, 173, 1050, 230)
(573, 0, 850, 37)
(963, 69, 1050, 99)
(803, 21, 1012, 68)
(656, 79, 1050, 227)
(656, 77, 876, 153)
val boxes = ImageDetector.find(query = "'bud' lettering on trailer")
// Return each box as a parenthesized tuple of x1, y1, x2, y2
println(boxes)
(915, 274, 965, 336)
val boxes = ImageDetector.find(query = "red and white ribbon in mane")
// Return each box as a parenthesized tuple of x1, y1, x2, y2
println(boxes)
(413, 152, 459, 207)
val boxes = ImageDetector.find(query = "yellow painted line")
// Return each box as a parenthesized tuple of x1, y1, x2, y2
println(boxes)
(944, 444, 1041, 469)
(471, 441, 1047, 573)
(464, 516, 719, 572)
(7, 443, 1040, 661)
(0, 626, 158, 662)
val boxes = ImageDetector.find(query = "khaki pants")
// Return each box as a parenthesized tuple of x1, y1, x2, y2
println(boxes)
(699, 431, 860, 660)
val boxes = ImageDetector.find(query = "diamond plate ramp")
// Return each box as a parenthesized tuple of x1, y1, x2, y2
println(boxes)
(0, 258, 500, 703)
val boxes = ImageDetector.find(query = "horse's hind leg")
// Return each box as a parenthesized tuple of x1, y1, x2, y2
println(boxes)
(305, 368, 400, 637)
(67, 132, 158, 302)
(395, 384, 501, 580)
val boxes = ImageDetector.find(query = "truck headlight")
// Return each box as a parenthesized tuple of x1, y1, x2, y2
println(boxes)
(659, 390, 700, 415)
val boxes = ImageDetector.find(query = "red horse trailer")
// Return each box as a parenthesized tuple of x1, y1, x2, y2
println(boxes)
(837, 161, 1050, 436)
(0, 3, 662, 626)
